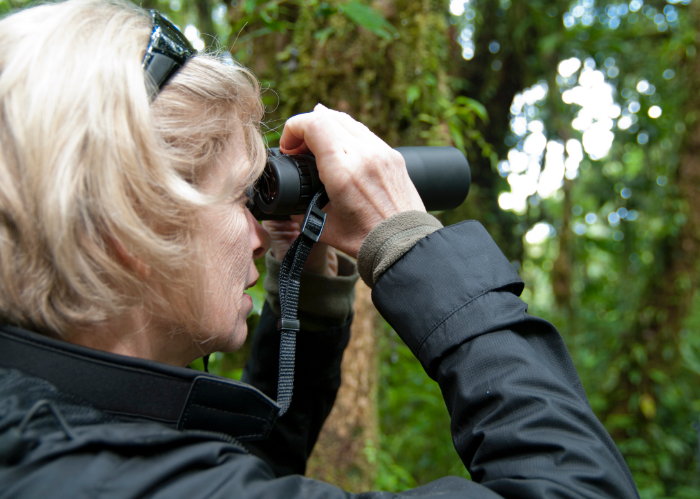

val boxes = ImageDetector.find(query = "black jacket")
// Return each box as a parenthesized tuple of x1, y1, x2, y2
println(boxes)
(0, 221, 639, 498)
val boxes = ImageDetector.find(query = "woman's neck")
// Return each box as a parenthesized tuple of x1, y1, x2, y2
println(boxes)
(67, 308, 203, 367)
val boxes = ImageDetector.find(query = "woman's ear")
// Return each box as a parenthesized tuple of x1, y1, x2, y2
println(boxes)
(112, 238, 152, 279)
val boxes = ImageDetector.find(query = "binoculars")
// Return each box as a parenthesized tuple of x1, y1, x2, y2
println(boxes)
(249, 147, 471, 221)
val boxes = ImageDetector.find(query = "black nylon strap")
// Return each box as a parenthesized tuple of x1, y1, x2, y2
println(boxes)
(0, 325, 279, 440)
(276, 189, 329, 416)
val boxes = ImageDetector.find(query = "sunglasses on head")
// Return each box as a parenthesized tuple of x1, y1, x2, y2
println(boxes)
(142, 10, 196, 99)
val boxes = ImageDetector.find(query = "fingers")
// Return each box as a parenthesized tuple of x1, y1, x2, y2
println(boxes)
(280, 105, 353, 157)
(279, 119, 310, 154)
(277, 105, 425, 258)
(262, 219, 336, 276)
(262, 220, 300, 260)
(317, 106, 381, 146)
(262, 220, 299, 234)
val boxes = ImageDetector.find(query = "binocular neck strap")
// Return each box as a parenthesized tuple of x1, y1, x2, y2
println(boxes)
(276, 188, 329, 416)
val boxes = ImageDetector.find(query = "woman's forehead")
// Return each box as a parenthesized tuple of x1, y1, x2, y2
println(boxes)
(199, 129, 251, 194)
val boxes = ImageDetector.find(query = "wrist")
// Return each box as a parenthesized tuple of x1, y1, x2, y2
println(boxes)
(264, 250, 359, 330)
(302, 245, 338, 277)
(357, 211, 443, 287)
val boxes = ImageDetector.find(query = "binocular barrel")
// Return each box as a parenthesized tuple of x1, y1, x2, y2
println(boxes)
(250, 146, 471, 221)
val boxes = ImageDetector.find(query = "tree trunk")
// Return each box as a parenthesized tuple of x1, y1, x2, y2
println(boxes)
(306, 280, 378, 491)
(224, 1, 476, 489)
(552, 181, 573, 316)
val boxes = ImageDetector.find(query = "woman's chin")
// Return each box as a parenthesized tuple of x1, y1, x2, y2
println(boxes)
(243, 292, 254, 312)
(230, 323, 249, 352)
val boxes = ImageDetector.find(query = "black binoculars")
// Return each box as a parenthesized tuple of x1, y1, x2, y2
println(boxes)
(249, 146, 471, 221)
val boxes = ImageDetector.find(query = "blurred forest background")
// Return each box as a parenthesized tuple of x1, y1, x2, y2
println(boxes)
(159, 0, 698, 497)
(5, 0, 697, 496)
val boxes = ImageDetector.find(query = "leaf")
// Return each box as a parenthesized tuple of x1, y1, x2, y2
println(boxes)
(448, 122, 466, 154)
(639, 393, 657, 420)
(680, 332, 700, 376)
(340, 1, 397, 41)
(417, 113, 437, 125)
(406, 85, 420, 104)
(538, 33, 562, 56)
(313, 26, 335, 46)
(512, 17, 531, 42)
(260, 9, 272, 23)
(455, 96, 489, 124)
(244, 0, 256, 15)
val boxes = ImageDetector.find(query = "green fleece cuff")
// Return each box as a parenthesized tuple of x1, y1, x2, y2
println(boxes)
(264, 250, 359, 331)
(357, 211, 443, 288)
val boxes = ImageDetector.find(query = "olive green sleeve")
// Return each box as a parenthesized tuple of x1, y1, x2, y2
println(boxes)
(263, 251, 359, 331)
(356, 211, 443, 288)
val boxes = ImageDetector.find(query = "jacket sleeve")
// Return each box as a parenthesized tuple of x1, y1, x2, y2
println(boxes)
(240, 251, 357, 478)
(371, 220, 640, 499)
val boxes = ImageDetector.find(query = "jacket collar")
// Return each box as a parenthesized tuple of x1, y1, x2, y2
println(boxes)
(0, 325, 279, 441)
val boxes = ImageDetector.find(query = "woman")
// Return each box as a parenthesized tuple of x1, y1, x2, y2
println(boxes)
(0, 0, 639, 497)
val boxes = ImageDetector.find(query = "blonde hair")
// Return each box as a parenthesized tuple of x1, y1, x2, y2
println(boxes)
(0, 0, 266, 335)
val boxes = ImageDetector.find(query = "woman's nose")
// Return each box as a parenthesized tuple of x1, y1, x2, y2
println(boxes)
(247, 209, 271, 260)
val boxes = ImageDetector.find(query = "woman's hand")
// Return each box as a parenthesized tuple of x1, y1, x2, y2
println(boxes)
(262, 220, 339, 277)
(279, 104, 425, 258)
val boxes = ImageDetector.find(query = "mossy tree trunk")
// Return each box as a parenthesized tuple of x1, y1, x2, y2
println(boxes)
(223, 0, 482, 489)
(306, 280, 378, 491)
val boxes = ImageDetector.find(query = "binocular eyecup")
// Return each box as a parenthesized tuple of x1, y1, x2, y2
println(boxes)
(249, 146, 471, 221)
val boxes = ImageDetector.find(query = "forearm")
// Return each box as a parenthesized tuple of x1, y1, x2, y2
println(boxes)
(435, 302, 636, 498)
(365, 219, 639, 498)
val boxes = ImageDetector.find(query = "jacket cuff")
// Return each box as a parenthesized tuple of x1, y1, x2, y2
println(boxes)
(357, 211, 443, 288)
(372, 220, 524, 376)
(264, 250, 359, 330)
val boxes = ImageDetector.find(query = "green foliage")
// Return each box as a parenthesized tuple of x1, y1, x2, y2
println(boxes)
(340, 1, 397, 41)
(461, 1, 700, 496)
(170, 0, 700, 494)
(364, 437, 417, 491)
(418, 96, 493, 161)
